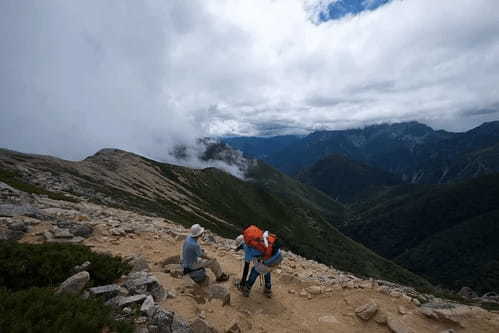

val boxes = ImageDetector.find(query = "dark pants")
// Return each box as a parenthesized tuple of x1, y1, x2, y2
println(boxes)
(246, 266, 271, 289)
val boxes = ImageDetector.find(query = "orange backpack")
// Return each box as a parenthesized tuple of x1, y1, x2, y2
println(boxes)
(243, 225, 277, 259)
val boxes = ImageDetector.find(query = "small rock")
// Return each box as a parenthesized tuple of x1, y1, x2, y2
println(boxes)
(458, 286, 478, 299)
(89, 284, 121, 301)
(306, 286, 322, 295)
(71, 224, 93, 238)
(226, 321, 241, 333)
(53, 227, 74, 239)
(288, 289, 296, 295)
(318, 315, 339, 324)
(299, 290, 308, 298)
(374, 311, 387, 325)
(171, 315, 193, 333)
(73, 261, 91, 273)
(118, 294, 148, 307)
(191, 318, 217, 333)
(355, 301, 378, 321)
(122, 307, 132, 315)
(129, 255, 150, 272)
(159, 255, 181, 267)
(0, 203, 37, 217)
(124, 275, 166, 301)
(0, 229, 24, 241)
(110, 227, 126, 236)
(8, 221, 27, 232)
(387, 317, 412, 333)
(345, 281, 355, 289)
(207, 285, 230, 306)
(150, 308, 174, 332)
(140, 295, 156, 318)
(390, 291, 402, 298)
(398, 305, 409, 315)
(56, 271, 90, 295)
(164, 264, 184, 278)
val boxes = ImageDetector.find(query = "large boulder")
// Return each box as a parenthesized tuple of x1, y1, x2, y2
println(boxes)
(56, 271, 90, 295)
(355, 301, 378, 321)
(419, 303, 487, 328)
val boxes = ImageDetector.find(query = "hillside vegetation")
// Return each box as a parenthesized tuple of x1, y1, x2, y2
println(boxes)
(296, 154, 402, 202)
(344, 173, 499, 293)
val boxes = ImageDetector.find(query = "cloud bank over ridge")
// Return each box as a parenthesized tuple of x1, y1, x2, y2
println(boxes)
(1, 0, 498, 162)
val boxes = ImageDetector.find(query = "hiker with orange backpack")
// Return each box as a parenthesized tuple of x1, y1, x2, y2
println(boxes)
(234, 225, 283, 298)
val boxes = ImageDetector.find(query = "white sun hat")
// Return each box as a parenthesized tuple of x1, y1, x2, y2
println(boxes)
(190, 224, 205, 237)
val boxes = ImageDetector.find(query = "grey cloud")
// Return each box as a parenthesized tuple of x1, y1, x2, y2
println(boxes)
(1, 0, 499, 164)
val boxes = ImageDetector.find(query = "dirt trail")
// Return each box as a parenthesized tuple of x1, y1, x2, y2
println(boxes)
(79, 232, 496, 333)
(15, 197, 499, 333)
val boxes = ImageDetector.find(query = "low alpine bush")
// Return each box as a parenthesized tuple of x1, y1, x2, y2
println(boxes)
(0, 241, 131, 291)
(0, 287, 133, 333)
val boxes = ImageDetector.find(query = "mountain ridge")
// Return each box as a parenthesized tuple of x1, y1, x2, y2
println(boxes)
(0, 147, 429, 289)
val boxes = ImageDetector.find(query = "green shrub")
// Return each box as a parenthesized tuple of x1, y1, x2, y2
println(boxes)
(0, 287, 133, 333)
(0, 241, 131, 291)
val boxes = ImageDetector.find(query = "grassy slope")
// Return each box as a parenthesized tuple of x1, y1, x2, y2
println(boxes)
(0, 149, 431, 288)
(146, 158, 430, 288)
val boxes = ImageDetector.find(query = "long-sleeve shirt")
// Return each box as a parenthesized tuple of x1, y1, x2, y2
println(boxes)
(182, 236, 203, 269)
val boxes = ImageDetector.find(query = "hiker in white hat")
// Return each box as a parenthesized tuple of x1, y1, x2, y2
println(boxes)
(181, 224, 229, 283)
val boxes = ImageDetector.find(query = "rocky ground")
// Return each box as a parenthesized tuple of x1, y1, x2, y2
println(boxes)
(2, 183, 499, 333)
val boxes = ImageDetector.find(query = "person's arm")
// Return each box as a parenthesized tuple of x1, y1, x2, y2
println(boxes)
(196, 243, 210, 259)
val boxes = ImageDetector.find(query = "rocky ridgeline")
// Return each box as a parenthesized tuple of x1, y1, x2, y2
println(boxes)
(1, 181, 499, 332)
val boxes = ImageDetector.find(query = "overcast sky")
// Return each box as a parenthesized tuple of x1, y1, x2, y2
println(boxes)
(1, 0, 499, 161)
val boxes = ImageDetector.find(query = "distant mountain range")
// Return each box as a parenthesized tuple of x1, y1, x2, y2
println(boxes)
(222, 121, 499, 186)
(221, 120, 499, 293)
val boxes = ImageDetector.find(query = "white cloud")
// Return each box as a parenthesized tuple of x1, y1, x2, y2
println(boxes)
(1, 0, 499, 163)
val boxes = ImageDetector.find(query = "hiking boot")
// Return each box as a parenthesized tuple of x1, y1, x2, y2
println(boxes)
(235, 279, 245, 290)
(264, 287, 272, 298)
(240, 285, 250, 297)
(216, 272, 229, 282)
